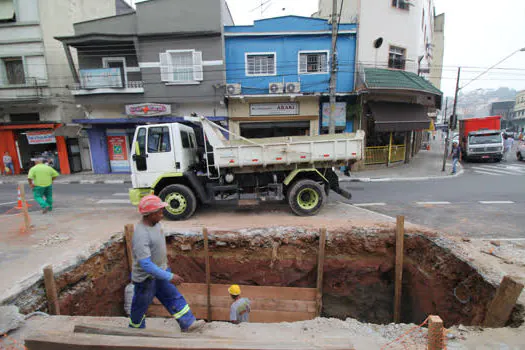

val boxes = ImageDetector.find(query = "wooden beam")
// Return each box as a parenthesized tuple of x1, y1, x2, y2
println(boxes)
(484, 276, 524, 327)
(74, 324, 182, 338)
(177, 283, 317, 301)
(316, 228, 327, 317)
(427, 315, 444, 350)
(19, 183, 31, 232)
(203, 227, 211, 321)
(43, 265, 60, 315)
(124, 224, 134, 274)
(394, 215, 405, 323)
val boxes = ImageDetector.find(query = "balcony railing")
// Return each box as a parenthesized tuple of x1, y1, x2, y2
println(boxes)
(0, 77, 49, 100)
(71, 80, 144, 90)
(71, 69, 144, 95)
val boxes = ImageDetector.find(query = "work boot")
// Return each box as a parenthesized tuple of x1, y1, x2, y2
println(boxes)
(42, 207, 49, 214)
(183, 319, 206, 333)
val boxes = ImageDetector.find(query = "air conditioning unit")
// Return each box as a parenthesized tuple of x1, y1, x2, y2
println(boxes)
(285, 82, 301, 94)
(269, 83, 284, 94)
(226, 83, 241, 95)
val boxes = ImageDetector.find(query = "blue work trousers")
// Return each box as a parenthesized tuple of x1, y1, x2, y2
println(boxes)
(129, 276, 195, 330)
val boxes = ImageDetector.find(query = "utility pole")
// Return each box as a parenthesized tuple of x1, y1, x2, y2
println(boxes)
(328, 0, 339, 134)
(441, 97, 449, 172)
(442, 67, 461, 172)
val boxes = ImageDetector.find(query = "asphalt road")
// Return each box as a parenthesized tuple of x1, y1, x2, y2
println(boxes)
(0, 157, 523, 238)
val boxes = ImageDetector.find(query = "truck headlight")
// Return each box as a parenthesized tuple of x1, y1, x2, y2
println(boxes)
(469, 148, 475, 153)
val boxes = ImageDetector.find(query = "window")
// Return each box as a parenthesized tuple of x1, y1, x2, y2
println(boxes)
(148, 127, 171, 153)
(3, 57, 25, 85)
(159, 50, 203, 84)
(388, 46, 406, 70)
(0, 0, 15, 22)
(299, 52, 328, 74)
(102, 57, 126, 87)
(181, 131, 191, 149)
(392, 0, 410, 10)
(136, 128, 146, 155)
(246, 53, 276, 76)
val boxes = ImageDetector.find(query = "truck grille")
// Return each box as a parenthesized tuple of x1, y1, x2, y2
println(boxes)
(471, 147, 500, 153)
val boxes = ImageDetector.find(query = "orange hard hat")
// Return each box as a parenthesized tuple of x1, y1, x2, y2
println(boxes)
(138, 195, 168, 215)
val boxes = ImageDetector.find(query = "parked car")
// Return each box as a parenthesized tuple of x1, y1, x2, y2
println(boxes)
(517, 141, 525, 161)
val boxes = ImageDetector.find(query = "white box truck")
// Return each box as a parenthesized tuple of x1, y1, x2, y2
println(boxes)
(129, 115, 365, 220)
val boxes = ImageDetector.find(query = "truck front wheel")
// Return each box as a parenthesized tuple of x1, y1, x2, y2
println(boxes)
(159, 184, 197, 221)
(287, 179, 326, 216)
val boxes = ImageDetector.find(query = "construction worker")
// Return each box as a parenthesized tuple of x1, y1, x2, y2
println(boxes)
(129, 194, 205, 332)
(27, 158, 59, 214)
(228, 284, 251, 324)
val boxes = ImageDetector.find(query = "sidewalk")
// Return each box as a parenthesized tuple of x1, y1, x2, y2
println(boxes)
(340, 138, 464, 182)
(0, 171, 131, 185)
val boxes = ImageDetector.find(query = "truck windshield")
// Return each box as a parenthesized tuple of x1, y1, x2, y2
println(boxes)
(469, 134, 502, 145)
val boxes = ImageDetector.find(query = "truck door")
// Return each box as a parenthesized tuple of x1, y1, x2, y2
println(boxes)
(174, 125, 198, 172)
(131, 125, 176, 188)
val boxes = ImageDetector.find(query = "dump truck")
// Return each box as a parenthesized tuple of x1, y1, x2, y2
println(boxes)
(129, 115, 365, 220)
(459, 116, 503, 162)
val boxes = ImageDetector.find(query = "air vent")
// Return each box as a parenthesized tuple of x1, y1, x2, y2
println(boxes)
(269, 83, 284, 94)
(226, 84, 241, 95)
(285, 82, 300, 94)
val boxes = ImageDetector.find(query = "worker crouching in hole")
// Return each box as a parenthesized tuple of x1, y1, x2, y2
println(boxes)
(228, 284, 251, 324)
(129, 194, 205, 332)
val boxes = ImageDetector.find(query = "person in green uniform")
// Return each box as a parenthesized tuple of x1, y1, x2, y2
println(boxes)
(27, 158, 59, 214)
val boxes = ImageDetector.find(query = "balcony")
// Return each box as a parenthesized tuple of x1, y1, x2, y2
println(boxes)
(0, 77, 50, 104)
(70, 68, 144, 96)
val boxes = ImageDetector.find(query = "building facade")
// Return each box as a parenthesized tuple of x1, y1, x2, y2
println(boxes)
(224, 16, 357, 139)
(429, 13, 445, 89)
(490, 100, 515, 130)
(514, 91, 525, 133)
(56, 0, 233, 174)
(0, 0, 120, 175)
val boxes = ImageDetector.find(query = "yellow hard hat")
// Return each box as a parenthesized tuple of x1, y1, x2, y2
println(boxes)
(228, 284, 241, 296)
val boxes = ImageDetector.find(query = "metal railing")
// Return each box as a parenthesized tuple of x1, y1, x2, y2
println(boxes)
(390, 145, 406, 163)
(365, 145, 406, 165)
(71, 80, 144, 90)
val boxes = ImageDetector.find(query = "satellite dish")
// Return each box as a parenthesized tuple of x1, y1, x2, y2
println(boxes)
(373, 37, 383, 49)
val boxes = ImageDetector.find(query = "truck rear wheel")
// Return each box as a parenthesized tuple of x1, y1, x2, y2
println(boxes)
(287, 179, 326, 216)
(159, 184, 197, 221)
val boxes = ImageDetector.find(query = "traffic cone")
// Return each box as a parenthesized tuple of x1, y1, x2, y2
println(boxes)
(15, 184, 32, 210)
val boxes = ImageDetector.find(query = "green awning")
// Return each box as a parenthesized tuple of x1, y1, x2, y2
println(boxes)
(0, 0, 15, 21)
(363, 68, 442, 96)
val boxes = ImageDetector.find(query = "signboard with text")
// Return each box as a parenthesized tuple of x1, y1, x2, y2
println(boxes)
(79, 68, 122, 89)
(250, 103, 299, 116)
(322, 102, 347, 127)
(125, 103, 172, 117)
(107, 135, 130, 172)
(26, 131, 56, 145)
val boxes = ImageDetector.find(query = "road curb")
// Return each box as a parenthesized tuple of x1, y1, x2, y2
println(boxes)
(339, 165, 464, 183)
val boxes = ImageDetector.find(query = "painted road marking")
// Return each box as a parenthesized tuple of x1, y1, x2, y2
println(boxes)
(473, 170, 502, 176)
(354, 203, 387, 207)
(416, 201, 451, 205)
(96, 199, 131, 204)
(483, 164, 525, 172)
(479, 201, 515, 204)
(112, 193, 129, 196)
(470, 166, 516, 175)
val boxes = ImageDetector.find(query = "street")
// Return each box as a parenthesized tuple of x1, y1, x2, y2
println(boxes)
(1, 156, 523, 239)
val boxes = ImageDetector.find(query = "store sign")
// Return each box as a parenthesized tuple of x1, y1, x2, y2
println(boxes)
(322, 102, 347, 127)
(26, 131, 56, 145)
(107, 135, 130, 172)
(126, 103, 171, 117)
(250, 103, 299, 116)
(79, 68, 122, 89)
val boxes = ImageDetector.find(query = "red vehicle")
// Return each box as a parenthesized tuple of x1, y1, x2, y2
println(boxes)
(459, 116, 503, 162)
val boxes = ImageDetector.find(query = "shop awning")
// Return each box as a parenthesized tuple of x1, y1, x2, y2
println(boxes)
(54, 124, 82, 138)
(369, 102, 430, 132)
(0, 0, 15, 21)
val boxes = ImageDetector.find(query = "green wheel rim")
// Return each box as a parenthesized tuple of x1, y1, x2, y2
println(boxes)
(165, 192, 187, 215)
(296, 188, 319, 210)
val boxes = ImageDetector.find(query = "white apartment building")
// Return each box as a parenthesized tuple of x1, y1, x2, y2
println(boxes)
(0, 0, 129, 174)
(315, 0, 442, 81)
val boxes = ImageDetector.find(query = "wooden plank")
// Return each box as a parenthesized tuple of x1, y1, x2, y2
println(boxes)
(484, 276, 524, 327)
(427, 315, 444, 350)
(316, 228, 327, 317)
(177, 283, 316, 301)
(43, 265, 60, 315)
(74, 324, 182, 338)
(19, 184, 31, 232)
(203, 227, 211, 321)
(124, 224, 134, 274)
(394, 215, 404, 323)
(25, 331, 347, 350)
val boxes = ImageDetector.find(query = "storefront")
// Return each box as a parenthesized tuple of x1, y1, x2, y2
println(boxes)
(227, 96, 320, 139)
(0, 124, 71, 175)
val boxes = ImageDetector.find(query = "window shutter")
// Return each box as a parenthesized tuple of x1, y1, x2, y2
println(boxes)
(193, 51, 203, 81)
(159, 52, 171, 82)
(299, 54, 307, 74)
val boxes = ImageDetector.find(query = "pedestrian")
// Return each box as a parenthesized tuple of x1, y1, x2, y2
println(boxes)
(449, 141, 461, 175)
(3, 151, 14, 176)
(129, 194, 205, 332)
(228, 284, 251, 324)
(27, 158, 59, 213)
(503, 134, 513, 162)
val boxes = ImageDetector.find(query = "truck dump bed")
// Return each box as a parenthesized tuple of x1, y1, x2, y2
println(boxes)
(186, 116, 365, 169)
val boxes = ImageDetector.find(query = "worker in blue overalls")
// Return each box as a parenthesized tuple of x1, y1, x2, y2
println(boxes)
(129, 194, 205, 332)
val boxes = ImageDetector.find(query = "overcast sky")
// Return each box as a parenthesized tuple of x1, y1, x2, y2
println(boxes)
(226, 0, 525, 97)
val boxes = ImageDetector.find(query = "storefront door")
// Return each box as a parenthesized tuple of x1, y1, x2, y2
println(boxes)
(106, 129, 131, 173)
